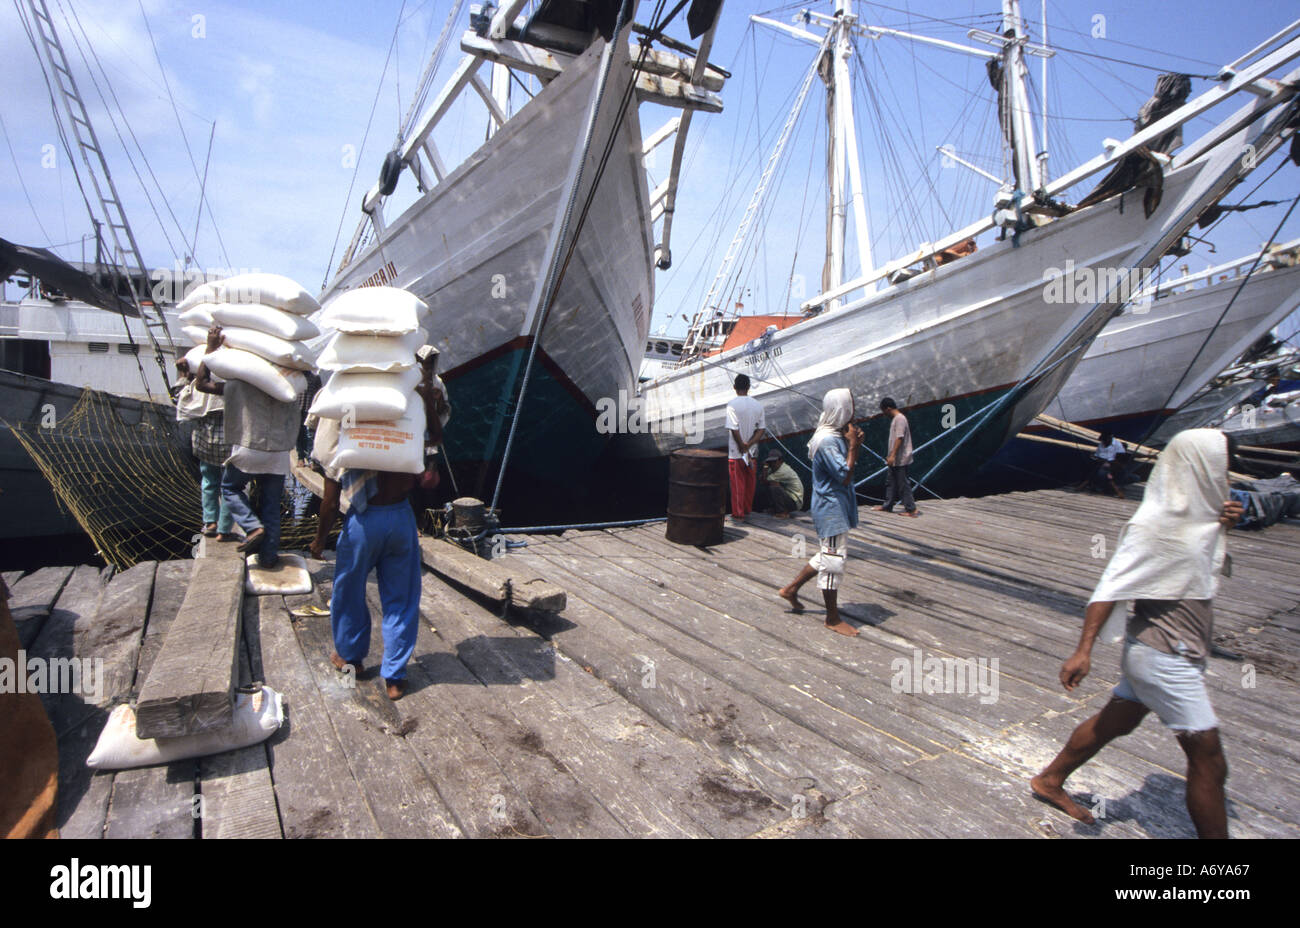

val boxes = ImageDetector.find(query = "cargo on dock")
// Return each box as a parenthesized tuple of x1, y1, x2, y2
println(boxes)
(27, 488, 1300, 838)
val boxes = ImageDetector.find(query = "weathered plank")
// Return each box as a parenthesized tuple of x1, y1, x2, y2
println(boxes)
(513, 552, 880, 801)
(103, 561, 198, 840)
(136, 557, 245, 739)
(420, 536, 566, 612)
(420, 574, 785, 837)
(29, 564, 109, 838)
(80, 562, 155, 708)
(288, 562, 462, 838)
(198, 594, 283, 839)
(256, 594, 381, 839)
(8, 564, 74, 649)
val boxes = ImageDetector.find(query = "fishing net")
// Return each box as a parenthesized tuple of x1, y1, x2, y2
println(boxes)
(10, 386, 328, 569)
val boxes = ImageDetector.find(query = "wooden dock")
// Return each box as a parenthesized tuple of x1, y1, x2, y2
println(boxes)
(15, 487, 1300, 838)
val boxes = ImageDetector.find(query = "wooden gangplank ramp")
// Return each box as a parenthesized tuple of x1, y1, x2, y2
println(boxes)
(34, 487, 1300, 838)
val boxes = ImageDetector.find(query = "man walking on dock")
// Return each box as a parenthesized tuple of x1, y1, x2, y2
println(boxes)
(309, 351, 448, 701)
(873, 397, 917, 517)
(778, 388, 861, 637)
(195, 324, 300, 567)
(726, 374, 766, 522)
(1031, 429, 1243, 837)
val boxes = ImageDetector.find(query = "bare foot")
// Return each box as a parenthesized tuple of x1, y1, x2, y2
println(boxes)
(778, 587, 804, 613)
(825, 617, 859, 637)
(1030, 773, 1095, 824)
(870, 505, 885, 511)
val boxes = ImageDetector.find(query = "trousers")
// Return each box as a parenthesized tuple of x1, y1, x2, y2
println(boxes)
(728, 458, 756, 518)
(221, 464, 284, 564)
(199, 462, 234, 534)
(881, 464, 915, 512)
(330, 501, 421, 681)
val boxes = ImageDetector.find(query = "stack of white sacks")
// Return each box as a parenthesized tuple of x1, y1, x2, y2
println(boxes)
(176, 272, 321, 402)
(310, 287, 435, 475)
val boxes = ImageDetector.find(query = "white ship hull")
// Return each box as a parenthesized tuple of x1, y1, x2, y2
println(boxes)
(624, 140, 1258, 489)
(1043, 261, 1300, 427)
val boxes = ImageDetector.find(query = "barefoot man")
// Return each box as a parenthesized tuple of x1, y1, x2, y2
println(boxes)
(779, 388, 861, 638)
(1031, 429, 1244, 837)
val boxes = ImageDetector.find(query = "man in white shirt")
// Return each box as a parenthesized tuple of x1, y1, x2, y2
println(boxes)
(1086, 431, 1128, 498)
(726, 374, 766, 521)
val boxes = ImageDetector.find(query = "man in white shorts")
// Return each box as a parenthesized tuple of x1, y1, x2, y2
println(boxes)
(1031, 429, 1243, 838)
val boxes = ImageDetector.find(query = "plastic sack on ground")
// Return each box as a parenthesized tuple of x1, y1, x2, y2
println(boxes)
(179, 273, 319, 316)
(219, 326, 318, 371)
(320, 287, 428, 336)
(309, 367, 420, 421)
(317, 330, 422, 373)
(209, 303, 320, 342)
(86, 686, 284, 770)
(203, 347, 304, 403)
(332, 395, 424, 474)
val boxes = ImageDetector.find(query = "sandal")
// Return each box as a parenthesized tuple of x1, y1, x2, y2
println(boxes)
(202, 523, 217, 537)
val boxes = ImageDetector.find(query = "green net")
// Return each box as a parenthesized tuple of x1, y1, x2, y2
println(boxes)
(11, 386, 327, 569)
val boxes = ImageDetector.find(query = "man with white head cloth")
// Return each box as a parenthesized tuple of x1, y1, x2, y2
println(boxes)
(1031, 429, 1244, 837)
(778, 388, 863, 638)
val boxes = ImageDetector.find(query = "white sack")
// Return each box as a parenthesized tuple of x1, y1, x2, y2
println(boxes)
(178, 304, 216, 328)
(332, 395, 424, 474)
(86, 686, 284, 770)
(182, 325, 209, 346)
(219, 325, 318, 371)
(317, 330, 423, 373)
(309, 367, 420, 421)
(203, 347, 305, 404)
(209, 303, 320, 342)
(178, 272, 319, 316)
(320, 286, 428, 336)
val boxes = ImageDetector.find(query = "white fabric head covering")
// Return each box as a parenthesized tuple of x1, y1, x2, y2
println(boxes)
(1090, 429, 1231, 635)
(808, 388, 854, 460)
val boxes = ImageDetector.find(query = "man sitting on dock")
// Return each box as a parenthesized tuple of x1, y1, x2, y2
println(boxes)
(1031, 429, 1244, 838)
(757, 449, 804, 517)
(195, 324, 300, 567)
(1083, 431, 1128, 498)
(778, 388, 861, 637)
(309, 351, 447, 701)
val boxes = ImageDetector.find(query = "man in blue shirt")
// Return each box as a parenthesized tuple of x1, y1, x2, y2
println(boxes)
(778, 388, 862, 637)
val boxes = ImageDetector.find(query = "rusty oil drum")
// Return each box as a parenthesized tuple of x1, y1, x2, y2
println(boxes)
(665, 448, 728, 546)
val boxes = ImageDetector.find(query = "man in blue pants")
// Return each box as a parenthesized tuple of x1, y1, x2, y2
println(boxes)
(310, 355, 447, 700)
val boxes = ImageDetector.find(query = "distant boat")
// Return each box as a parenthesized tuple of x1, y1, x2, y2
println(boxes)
(621, 3, 1300, 500)
(1219, 389, 1300, 450)
(982, 242, 1300, 485)
(1, 254, 188, 544)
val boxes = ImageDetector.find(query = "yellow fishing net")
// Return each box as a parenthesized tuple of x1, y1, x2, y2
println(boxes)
(10, 387, 326, 569)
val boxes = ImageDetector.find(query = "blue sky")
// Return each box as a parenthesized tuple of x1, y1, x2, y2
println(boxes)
(3, 1, 1298, 342)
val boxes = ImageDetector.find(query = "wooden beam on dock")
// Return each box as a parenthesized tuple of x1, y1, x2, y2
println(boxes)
(135, 558, 245, 739)
(419, 536, 566, 612)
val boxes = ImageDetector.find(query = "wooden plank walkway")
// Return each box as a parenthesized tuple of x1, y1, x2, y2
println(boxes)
(33, 487, 1300, 838)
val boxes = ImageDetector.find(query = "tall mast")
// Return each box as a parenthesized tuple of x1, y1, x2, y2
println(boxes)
(1001, 0, 1041, 194)
(821, 0, 872, 311)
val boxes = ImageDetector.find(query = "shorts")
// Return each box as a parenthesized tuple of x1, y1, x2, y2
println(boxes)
(808, 534, 847, 591)
(1113, 636, 1218, 733)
